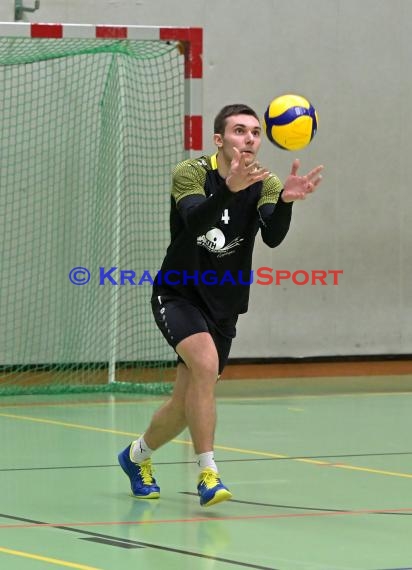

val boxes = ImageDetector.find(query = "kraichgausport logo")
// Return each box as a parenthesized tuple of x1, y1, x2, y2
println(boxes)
(68, 267, 343, 286)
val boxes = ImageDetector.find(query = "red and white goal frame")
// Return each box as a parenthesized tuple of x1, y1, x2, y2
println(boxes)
(0, 21, 203, 153)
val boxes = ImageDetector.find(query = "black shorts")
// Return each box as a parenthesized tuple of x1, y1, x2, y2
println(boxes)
(151, 293, 237, 375)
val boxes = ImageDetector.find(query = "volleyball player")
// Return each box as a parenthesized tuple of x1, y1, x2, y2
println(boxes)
(118, 104, 323, 506)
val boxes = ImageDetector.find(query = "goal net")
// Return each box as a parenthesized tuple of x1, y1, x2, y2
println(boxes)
(0, 24, 201, 395)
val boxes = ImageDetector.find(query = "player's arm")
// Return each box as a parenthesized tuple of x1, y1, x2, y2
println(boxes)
(173, 161, 234, 235)
(258, 175, 293, 248)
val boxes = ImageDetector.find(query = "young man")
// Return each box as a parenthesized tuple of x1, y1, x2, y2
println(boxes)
(118, 104, 323, 507)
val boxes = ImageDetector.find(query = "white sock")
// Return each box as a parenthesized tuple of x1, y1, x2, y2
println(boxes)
(130, 436, 153, 464)
(197, 451, 218, 473)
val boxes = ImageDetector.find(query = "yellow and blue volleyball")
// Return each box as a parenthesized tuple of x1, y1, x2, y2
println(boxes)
(263, 94, 318, 151)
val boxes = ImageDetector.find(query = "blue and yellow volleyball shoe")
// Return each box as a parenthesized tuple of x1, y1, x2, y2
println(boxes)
(118, 444, 160, 499)
(197, 468, 233, 507)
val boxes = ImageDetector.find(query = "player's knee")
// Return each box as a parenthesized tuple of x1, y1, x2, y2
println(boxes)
(177, 337, 219, 381)
(191, 358, 219, 382)
(181, 352, 218, 382)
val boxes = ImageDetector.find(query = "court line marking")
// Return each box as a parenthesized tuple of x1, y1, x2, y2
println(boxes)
(1, 507, 412, 530)
(212, 442, 412, 478)
(0, 516, 278, 570)
(0, 412, 141, 438)
(0, 546, 101, 569)
(1, 412, 412, 479)
(2, 450, 412, 473)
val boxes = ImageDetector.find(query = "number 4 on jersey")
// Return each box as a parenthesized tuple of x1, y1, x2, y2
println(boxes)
(221, 209, 230, 224)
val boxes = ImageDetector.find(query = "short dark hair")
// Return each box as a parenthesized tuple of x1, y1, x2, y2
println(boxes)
(214, 104, 259, 136)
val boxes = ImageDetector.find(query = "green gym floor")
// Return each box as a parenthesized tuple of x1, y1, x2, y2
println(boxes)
(1, 377, 412, 570)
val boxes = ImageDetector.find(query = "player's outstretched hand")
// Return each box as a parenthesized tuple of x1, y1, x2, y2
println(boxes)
(281, 159, 323, 202)
(225, 147, 270, 193)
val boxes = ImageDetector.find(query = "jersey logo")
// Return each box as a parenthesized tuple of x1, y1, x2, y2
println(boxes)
(196, 157, 210, 170)
(197, 227, 243, 257)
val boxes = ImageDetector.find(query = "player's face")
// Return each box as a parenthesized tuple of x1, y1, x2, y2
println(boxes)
(216, 114, 262, 166)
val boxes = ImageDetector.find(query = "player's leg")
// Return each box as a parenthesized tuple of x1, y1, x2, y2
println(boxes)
(117, 363, 190, 499)
(175, 332, 218, 455)
(134, 329, 219, 454)
(118, 296, 208, 499)
(143, 361, 190, 449)
(132, 331, 218, 459)
(176, 330, 234, 507)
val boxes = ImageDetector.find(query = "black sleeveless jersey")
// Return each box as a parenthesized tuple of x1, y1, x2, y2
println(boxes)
(152, 153, 291, 320)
